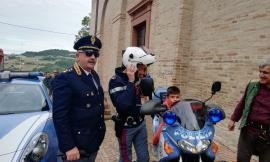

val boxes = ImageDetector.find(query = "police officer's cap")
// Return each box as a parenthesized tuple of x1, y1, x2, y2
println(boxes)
(73, 35, 102, 51)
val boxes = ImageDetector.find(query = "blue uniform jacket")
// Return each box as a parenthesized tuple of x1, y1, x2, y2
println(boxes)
(52, 66, 106, 154)
(108, 67, 142, 117)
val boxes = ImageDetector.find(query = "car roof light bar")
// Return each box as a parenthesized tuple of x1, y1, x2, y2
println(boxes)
(0, 71, 43, 81)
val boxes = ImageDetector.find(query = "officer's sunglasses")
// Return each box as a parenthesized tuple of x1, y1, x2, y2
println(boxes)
(78, 50, 100, 58)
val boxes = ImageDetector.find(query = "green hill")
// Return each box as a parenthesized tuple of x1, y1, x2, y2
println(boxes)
(4, 49, 76, 72)
(22, 49, 75, 57)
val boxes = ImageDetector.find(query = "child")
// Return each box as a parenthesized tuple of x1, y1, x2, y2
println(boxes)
(163, 86, 181, 108)
(153, 86, 181, 145)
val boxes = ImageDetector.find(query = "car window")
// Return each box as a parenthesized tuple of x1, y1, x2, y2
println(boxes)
(0, 83, 47, 114)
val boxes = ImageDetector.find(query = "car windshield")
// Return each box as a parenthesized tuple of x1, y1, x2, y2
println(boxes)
(172, 101, 207, 131)
(0, 83, 47, 114)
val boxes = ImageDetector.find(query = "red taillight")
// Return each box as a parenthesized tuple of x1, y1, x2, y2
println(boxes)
(191, 104, 203, 111)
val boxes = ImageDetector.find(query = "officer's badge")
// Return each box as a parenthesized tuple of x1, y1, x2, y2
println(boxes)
(91, 36, 96, 45)
(73, 63, 81, 76)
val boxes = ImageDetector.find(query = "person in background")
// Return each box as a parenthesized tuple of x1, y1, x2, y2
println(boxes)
(228, 58, 270, 162)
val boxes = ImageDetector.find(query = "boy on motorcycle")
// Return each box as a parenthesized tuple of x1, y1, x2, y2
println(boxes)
(163, 86, 181, 109)
(153, 86, 181, 147)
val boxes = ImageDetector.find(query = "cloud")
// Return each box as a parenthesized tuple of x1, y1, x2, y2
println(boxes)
(0, 0, 91, 54)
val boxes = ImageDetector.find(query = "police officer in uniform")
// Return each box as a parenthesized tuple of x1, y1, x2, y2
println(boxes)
(53, 35, 106, 162)
(109, 47, 156, 162)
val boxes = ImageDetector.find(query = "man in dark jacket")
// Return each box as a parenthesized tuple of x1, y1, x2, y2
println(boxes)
(228, 58, 270, 162)
(109, 47, 156, 162)
(53, 35, 106, 162)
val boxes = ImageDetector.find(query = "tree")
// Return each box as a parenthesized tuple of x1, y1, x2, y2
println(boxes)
(75, 15, 91, 42)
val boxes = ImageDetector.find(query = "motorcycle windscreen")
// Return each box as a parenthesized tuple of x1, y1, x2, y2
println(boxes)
(172, 101, 206, 131)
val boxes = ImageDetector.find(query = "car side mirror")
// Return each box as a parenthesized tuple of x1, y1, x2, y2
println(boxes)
(140, 77, 154, 97)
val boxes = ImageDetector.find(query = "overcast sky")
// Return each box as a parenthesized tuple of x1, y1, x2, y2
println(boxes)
(0, 0, 91, 54)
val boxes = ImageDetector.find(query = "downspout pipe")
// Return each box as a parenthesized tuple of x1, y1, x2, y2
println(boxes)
(94, 0, 99, 37)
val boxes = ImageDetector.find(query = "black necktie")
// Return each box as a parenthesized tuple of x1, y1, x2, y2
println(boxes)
(88, 73, 98, 90)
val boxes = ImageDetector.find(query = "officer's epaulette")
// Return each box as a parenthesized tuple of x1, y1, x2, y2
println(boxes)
(64, 67, 73, 73)
(73, 63, 82, 76)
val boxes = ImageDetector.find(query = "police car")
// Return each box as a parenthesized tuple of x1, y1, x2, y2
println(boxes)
(0, 71, 59, 162)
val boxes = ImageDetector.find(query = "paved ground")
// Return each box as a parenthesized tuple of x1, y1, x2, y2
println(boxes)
(95, 119, 257, 162)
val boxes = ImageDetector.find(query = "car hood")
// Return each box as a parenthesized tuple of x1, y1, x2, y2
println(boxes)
(0, 112, 50, 156)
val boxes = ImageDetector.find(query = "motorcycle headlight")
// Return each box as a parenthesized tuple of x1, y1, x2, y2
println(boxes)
(208, 108, 224, 123)
(163, 111, 176, 125)
(20, 132, 49, 162)
(178, 139, 210, 154)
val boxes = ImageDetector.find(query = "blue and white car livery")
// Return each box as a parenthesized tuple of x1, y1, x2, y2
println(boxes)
(0, 71, 58, 162)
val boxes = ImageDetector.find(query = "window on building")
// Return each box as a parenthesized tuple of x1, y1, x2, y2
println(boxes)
(128, 0, 152, 47)
(134, 22, 146, 47)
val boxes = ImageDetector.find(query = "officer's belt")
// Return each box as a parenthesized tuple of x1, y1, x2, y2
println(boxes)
(247, 121, 269, 131)
(109, 86, 127, 94)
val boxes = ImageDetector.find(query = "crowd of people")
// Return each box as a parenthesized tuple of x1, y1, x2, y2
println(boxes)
(49, 35, 269, 162)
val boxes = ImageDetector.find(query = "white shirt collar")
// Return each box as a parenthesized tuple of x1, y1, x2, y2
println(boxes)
(78, 64, 91, 76)
(78, 64, 98, 89)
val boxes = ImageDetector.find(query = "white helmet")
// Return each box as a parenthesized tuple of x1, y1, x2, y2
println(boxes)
(122, 47, 156, 71)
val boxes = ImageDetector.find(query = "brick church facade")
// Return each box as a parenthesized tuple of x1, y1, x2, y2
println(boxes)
(90, 0, 270, 152)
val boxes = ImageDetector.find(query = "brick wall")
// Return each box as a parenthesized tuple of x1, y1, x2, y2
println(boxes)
(91, 0, 270, 152)
(186, 0, 270, 151)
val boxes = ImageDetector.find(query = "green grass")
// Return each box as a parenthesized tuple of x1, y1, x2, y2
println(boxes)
(4, 55, 75, 72)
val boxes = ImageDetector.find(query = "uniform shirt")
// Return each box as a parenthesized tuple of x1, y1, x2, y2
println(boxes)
(109, 67, 141, 117)
(81, 67, 98, 89)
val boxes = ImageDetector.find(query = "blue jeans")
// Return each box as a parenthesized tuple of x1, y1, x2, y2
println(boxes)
(118, 121, 149, 162)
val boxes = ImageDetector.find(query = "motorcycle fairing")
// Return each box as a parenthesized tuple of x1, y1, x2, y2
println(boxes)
(158, 132, 180, 162)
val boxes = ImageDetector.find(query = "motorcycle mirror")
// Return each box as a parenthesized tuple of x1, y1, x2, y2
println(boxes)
(140, 77, 154, 97)
(211, 81, 221, 94)
(204, 81, 222, 103)
(141, 100, 167, 115)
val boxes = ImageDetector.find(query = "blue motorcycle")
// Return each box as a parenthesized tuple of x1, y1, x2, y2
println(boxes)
(141, 81, 225, 162)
